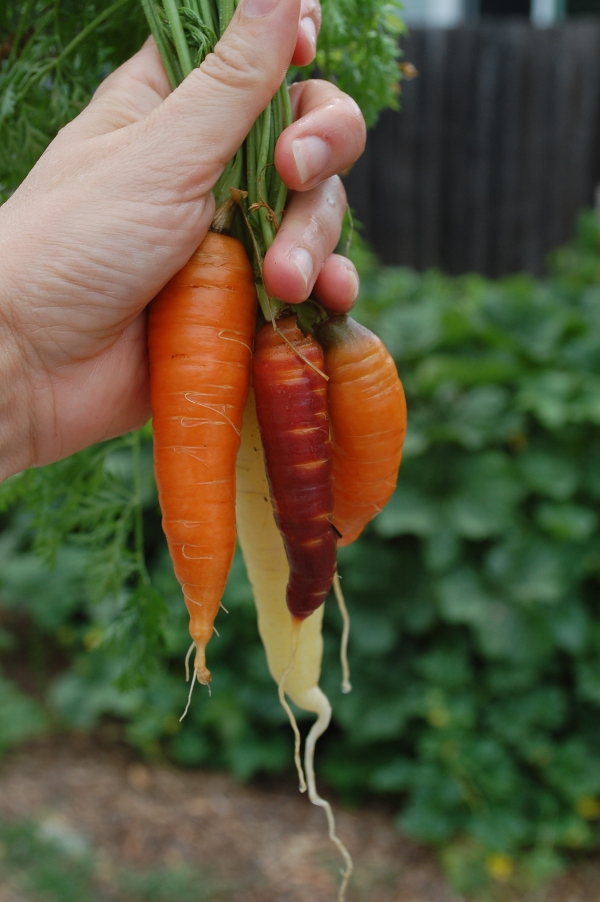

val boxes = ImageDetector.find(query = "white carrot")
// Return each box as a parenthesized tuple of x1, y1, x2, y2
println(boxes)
(236, 390, 353, 901)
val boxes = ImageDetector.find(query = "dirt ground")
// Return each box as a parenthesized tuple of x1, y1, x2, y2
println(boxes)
(1, 735, 600, 902)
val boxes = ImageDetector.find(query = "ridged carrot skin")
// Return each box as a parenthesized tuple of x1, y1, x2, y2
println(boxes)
(316, 315, 407, 547)
(148, 231, 257, 684)
(252, 313, 336, 620)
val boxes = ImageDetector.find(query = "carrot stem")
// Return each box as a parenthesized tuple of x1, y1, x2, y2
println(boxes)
(256, 104, 275, 248)
(163, 0, 194, 76)
(218, 0, 235, 31)
(131, 430, 152, 588)
(198, 0, 217, 31)
(141, 0, 181, 87)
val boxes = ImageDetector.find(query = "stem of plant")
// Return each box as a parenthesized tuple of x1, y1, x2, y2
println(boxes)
(131, 430, 151, 587)
(163, 0, 194, 76)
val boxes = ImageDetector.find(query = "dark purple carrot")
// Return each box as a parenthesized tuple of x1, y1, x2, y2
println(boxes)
(252, 313, 336, 621)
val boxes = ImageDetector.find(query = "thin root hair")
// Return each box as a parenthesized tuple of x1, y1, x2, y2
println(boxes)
(305, 698, 353, 902)
(277, 620, 307, 793)
(333, 572, 352, 694)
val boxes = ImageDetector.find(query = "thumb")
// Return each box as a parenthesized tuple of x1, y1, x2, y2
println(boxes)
(133, 0, 301, 197)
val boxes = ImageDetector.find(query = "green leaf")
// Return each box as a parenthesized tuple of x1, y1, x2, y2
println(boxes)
(447, 452, 523, 539)
(369, 757, 415, 791)
(436, 568, 493, 627)
(374, 483, 438, 537)
(517, 371, 580, 429)
(49, 659, 141, 730)
(424, 525, 461, 572)
(316, 0, 404, 128)
(376, 298, 442, 361)
(536, 502, 598, 541)
(436, 569, 534, 661)
(468, 808, 531, 852)
(547, 600, 589, 654)
(415, 644, 472, 689)
(414, 355, 520, 393)
(486, 536, 567, 605)
(517, 450, 578, 500)
(0, 676, 47, 754)
(346, 609, 396, 655)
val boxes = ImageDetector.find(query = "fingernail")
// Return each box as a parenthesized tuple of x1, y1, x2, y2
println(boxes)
(289, 247, 313, 291)
(343, 261, 360, 303)
(301, 15, 317, 54)
(240, 0, 280, 18)
(292, 136, 331, 185)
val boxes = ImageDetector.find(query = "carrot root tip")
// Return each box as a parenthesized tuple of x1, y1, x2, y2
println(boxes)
(304, 694, 354, 902)
(193, 645, 212, 686)
(333, 573, 352, 694)
(277, 620, 307, 794)
(180, 671, 197, 722)
(184, 641, 195, 682)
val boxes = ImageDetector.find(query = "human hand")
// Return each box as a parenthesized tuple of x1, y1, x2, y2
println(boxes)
(0, 0, 365, 479)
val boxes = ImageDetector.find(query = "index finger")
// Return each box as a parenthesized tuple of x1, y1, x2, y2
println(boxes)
(274, 80, 366, 192)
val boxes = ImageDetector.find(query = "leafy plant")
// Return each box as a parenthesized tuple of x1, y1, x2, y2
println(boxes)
(0, 818, 225, 900)
(0, 0, 148, 201)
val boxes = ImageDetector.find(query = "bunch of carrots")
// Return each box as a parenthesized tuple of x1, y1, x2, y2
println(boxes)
(142, 0, 406, 897)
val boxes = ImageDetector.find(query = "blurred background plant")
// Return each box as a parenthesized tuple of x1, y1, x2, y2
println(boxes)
(4, 1, 600, 899)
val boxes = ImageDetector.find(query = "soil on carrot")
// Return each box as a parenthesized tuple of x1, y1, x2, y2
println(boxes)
(0, 734, 599, 902)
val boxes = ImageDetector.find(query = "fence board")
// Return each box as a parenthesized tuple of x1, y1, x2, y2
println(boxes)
(344, 21, 600, 277)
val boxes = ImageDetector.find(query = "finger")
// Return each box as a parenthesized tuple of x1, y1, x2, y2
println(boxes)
(291, 0, 321, 67)
(263, 175, 346, 303)
(275, 80, 366, 191)
(313, 254, 360, 314)
(134, 0, 301, 198)
(68, 38, 171, 138)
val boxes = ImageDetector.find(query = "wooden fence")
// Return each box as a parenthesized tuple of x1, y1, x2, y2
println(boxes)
(344, 21, 600, 277)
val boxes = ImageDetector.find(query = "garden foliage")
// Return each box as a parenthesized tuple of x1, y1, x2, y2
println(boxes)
(3, 215, 600, 894)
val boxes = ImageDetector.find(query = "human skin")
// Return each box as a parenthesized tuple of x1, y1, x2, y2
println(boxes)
(0, 0, 366, 481)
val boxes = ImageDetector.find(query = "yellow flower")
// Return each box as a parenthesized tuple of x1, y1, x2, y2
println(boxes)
(576, 796, 600, 820)
(83, 627, 103, 650)
(427, 706, 450, 728)
(486, 853, 514, 882)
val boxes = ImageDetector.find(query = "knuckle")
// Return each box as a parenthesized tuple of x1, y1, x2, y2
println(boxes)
(327, 95, 366, 150)
(308, 179, 345, 253)
(329, 174, 347, 207)
(199, 39, 268, 93)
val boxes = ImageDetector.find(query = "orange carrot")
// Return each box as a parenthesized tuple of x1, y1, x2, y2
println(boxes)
(148, 230, 257, 684)
(316, 315, 407, 547)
